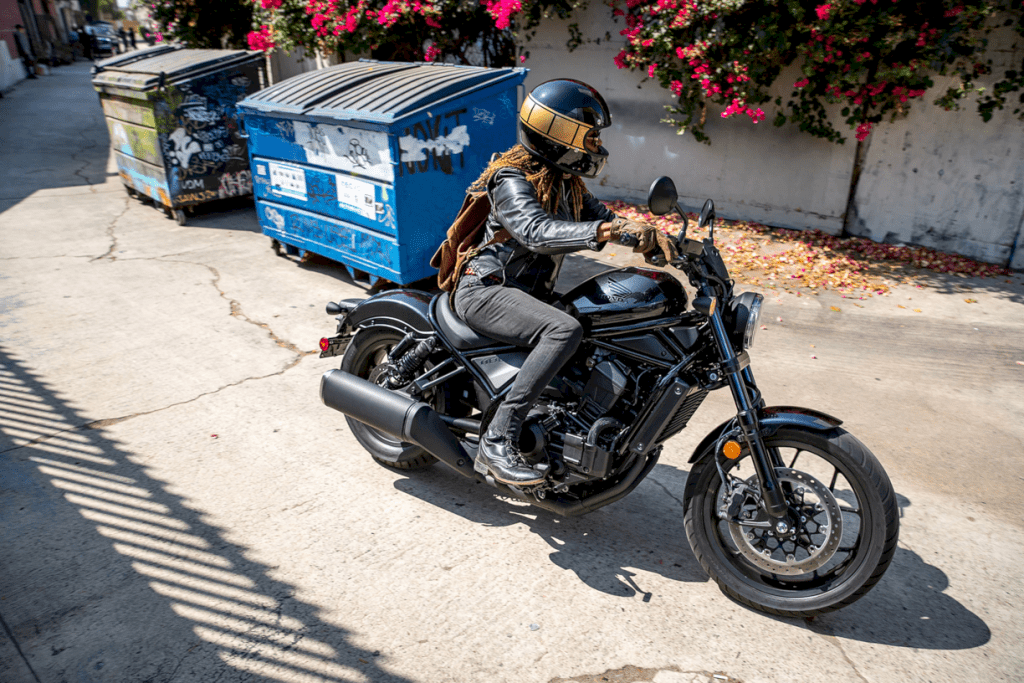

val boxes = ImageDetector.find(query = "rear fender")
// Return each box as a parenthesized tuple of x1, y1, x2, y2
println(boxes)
(687, 406, 843, 464)
(320, 290, 434, 358)
(343, 290, 435, 336)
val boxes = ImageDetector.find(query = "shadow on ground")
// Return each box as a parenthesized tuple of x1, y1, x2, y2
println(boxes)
(0, 344, 413, 682)
(392, 458, 990, 652)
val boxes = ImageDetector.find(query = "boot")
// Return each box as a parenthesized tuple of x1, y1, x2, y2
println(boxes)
(476, 432, 545, 486)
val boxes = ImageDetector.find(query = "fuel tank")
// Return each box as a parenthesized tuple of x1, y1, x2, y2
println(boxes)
(560, 267, 688, 327)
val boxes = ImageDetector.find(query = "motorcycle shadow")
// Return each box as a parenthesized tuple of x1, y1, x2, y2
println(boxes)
(773, 492, 991, 650)
(395, 468, 991, 649)
(392, 462, 710, 600)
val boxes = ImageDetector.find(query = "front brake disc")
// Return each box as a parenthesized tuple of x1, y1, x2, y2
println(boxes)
(723, 468, 843, 576)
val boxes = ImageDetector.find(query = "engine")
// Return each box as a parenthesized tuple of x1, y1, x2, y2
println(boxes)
(524, 349, 651, 488)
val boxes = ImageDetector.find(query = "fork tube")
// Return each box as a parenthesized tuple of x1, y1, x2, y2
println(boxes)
(706, 307, 788, 519)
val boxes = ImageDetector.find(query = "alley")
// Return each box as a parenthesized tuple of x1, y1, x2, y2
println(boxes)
(1, 63, 1023, 683)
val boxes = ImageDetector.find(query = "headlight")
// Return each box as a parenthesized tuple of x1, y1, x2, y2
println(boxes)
(725, 292, 764, 350)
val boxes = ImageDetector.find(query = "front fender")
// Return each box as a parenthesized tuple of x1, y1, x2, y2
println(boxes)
(687, 406, 843, 464)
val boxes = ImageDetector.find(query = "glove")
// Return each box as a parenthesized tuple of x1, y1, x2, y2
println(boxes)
(607, 217, 657, 253)
(644, 230, 680, 266)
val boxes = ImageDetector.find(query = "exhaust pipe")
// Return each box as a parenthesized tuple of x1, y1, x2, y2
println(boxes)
(320, 370, 476, 478)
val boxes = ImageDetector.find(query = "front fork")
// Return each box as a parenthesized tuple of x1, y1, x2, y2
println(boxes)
(706, 303, 789, 519)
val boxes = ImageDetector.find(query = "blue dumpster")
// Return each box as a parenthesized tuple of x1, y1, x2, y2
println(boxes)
(237, 60, 528, 285)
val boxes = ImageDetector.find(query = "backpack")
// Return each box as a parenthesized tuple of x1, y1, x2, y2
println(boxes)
(430, 191, 510, 294)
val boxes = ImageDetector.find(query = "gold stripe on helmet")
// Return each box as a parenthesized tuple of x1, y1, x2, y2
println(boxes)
(520, 94, 592, 152)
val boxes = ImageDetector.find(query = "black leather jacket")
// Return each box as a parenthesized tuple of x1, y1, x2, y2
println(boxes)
(465, 167, 616, 298)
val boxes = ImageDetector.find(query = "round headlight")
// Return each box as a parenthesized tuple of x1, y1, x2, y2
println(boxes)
(742, 294, 763, 349)
(725, 292, 764, 350)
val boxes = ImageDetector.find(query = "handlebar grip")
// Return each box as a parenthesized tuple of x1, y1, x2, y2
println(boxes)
(617, 233, 639, 248)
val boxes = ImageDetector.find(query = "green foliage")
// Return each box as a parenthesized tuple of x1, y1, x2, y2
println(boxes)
(145, 0, 256, 49)
(613, 0, 1024, 143)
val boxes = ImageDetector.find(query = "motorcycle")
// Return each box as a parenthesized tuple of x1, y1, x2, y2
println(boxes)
(317, 176, 899, 617)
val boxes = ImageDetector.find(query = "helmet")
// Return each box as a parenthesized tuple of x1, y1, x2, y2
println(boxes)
(519, 79, 612, 178)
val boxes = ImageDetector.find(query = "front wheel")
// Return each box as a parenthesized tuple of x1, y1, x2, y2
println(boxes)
(683, 426, 899, 617)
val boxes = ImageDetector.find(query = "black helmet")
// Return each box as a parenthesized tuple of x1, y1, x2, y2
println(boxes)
(519, 79, 612, 178)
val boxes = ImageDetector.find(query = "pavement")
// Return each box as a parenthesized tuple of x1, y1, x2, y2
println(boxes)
(1, 62, 1023, 683)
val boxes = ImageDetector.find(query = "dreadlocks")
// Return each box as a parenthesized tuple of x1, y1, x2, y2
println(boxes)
(468, 144, 586, 221)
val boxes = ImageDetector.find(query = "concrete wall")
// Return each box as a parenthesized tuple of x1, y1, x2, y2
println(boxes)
(522, 4, 1024, 268)
(849, 33, 1024, 270)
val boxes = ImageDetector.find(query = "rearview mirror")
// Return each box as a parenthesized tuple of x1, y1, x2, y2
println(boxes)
(647, 176, 678, 216)
(698, 199, 716, 229)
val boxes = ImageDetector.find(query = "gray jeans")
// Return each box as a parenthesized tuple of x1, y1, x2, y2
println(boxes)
(453, 276, 583, 440)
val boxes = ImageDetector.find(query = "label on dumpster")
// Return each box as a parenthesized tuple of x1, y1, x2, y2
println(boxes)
(268, 161, 307, 202)
(336, 174, 376, 221)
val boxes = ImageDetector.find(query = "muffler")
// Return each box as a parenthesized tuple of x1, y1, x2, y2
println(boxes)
(320, 370, 476, 478)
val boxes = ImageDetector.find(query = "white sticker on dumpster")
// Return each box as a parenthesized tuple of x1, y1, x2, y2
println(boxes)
(268, 161, 307, 201)
(336, 175, 376, 220)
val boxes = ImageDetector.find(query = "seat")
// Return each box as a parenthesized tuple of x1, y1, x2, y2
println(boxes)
(434, 294, 501, 351)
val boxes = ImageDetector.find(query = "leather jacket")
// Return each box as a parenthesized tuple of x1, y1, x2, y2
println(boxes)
(464, 167, 616, 298)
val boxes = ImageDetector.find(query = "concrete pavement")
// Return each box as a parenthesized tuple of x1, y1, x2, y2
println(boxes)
(1, 63, 1023, 683)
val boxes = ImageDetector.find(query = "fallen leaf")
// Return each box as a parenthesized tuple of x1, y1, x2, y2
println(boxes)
(913, 308, 922, 313)
(964, 298, 978, 304)
(897, 305, 906, 309)
(830, 306, 841, 312)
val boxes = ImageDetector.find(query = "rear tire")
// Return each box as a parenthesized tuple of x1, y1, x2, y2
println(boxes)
(683, 426, 899, 617)
(340, 328, 438, 470)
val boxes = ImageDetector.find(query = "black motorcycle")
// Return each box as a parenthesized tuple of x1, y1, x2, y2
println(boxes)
(317, 176, 899, 617)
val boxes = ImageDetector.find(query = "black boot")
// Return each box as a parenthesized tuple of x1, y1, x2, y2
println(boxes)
(476, 432, 545, 486)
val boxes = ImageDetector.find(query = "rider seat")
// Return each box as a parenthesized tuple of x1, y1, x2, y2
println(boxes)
(434, 295, 499, 351)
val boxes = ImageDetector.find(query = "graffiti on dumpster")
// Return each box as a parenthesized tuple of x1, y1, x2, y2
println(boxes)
(178, 189, 218, 204)
(397, 108, 469, 177)
(167, 128, 202, 168)
(219, 170, 252, 198)
(293, 122, 393, 183)
(343, 139, 372, 170)
(264, 206, 286, 230)
(472, 108, 496, 126)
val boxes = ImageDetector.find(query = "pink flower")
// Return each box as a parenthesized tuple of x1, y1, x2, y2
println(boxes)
(648, 63, 657, 78)
(614, 49, 629, 69)
(260, 0, 282, 9)
(670, 79, 683, 96)
(794, 78, 810, 88)
(855, 121, 873, 141)
(641, 38, 654, 47)
(520, 55, 526, 63)
(424, 44, 441, 62)
(815, 3, 831, 20)
(246, 25, 274, 52)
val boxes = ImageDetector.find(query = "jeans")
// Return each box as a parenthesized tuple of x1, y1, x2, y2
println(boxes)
(453, 276, 583, 440)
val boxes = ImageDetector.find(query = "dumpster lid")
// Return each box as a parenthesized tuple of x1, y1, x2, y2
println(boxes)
(240, 60, 527, 123)
(93, 43, 180, 73)
(92, 49, 262, 90)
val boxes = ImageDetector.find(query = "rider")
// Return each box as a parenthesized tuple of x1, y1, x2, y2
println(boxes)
(453, 79, 678, 486)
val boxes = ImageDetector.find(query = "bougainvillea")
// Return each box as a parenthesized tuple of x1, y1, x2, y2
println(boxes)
(145, 0, 254, 48)
(248, 0, 518, 65)
(610, 0, 1024, 143)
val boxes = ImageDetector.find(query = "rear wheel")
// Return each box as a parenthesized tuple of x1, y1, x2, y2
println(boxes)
(683, 426, 899, 617)
(339, 328, 438, 470)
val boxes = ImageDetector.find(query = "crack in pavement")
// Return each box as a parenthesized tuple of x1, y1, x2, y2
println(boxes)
(0, 363, 311, 457)
(649, 475, 687, 509)
(160, 257, 317, 364)
(91, 196, 130, 262)
(811, 626, 871, 683)
(70, 118, 102, 192)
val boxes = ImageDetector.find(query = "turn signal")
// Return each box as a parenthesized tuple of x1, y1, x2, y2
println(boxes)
(722, 440, 742, 459)
(319, 338, 330, 352)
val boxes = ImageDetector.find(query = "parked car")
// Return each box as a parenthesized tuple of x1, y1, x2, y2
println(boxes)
(85, 23, 120, 57)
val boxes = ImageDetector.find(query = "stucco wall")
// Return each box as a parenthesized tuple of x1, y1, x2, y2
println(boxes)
(521, 4, 1024, 267)
(849, 34, 1024, 269)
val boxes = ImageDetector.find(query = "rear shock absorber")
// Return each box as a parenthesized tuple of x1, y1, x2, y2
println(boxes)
(385, 336, 436, 389)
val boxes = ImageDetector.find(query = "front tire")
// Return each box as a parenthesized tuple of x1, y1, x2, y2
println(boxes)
(340, 327, 438, 470)
(683, 426, 899, 617)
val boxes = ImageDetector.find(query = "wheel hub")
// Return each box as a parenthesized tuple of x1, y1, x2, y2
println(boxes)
(723, 468, 843, 576)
